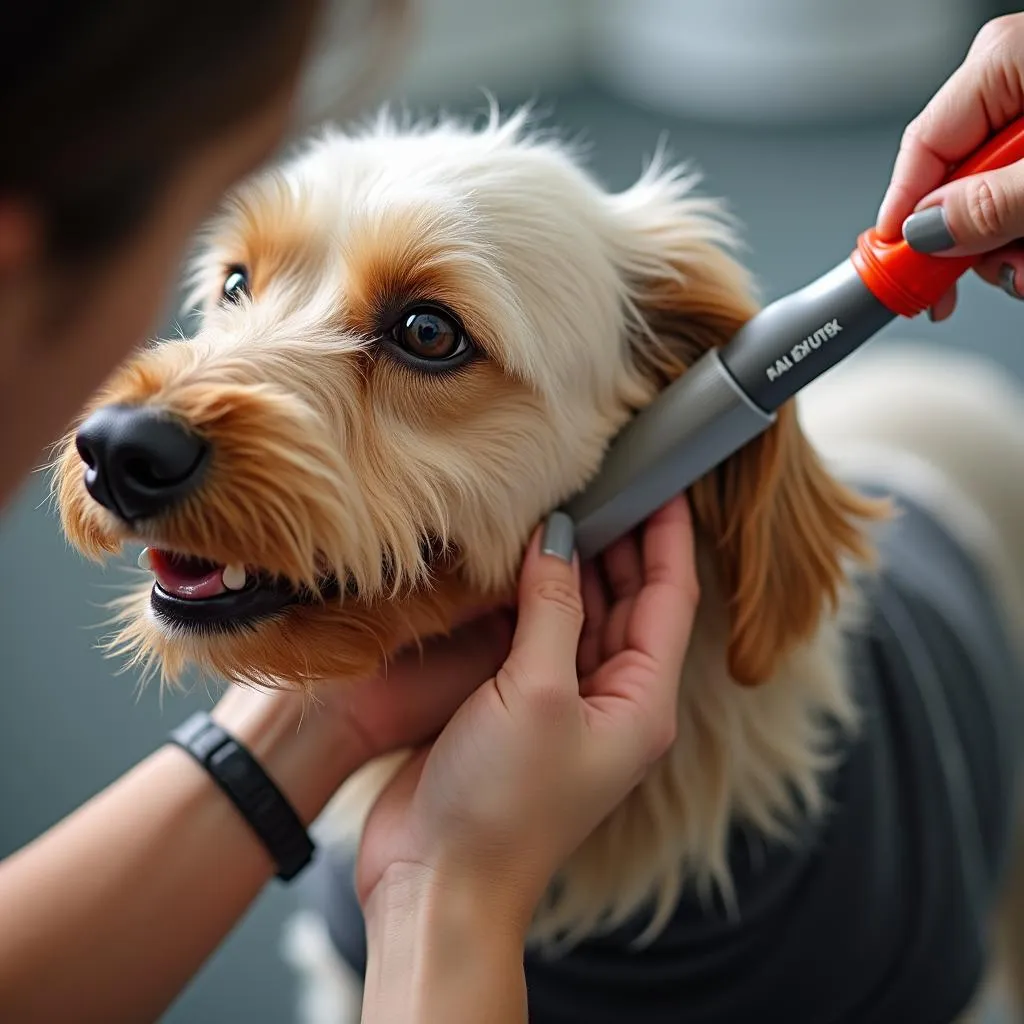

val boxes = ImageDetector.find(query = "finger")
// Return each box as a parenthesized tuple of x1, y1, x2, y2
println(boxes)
(877, 138, 955, 243)
(903, 160, 1024, 257)
(586, 495, 698, 705)
(597, 531, 645, 664)
(502, 512, 584, 698)
(600, 600, 633, 664)
(578, 560, 608, 678)
(638, 494, 700, 599)
(974, 243, 1024, 299)
(876, 16, 1024, 239)
(601, 529, 644, 602)
(349, 611, 515, 752)
(927, 284, 958, 323)
(625, 496, 699, 671)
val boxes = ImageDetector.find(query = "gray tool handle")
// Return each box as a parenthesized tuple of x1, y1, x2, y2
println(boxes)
(562, 348, 776, 560)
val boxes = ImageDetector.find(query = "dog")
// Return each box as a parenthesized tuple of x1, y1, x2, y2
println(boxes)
(53, 108, 1024, 1023)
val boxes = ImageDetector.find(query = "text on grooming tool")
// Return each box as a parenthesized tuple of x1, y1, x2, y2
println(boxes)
(765, 319, 843, 381)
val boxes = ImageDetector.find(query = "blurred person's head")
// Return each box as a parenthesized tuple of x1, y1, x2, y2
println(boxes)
(0, 0, 402, 508)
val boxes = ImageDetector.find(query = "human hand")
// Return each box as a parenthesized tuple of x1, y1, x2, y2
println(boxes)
(876, 14, 1024, 321)
(355, 495, 699, 938)
(210, 604, 514, 826)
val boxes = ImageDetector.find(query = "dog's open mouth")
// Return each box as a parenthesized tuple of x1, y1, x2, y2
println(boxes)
(139, 548, 338, 630)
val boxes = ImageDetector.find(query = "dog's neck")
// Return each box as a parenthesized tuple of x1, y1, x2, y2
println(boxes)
(527, 538, 862, 948)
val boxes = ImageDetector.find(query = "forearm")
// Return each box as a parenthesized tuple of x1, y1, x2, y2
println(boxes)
(0, 688, 362, 1024)
(361, 865, 529, 1024)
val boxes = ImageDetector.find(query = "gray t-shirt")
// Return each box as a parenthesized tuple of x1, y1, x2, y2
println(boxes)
(304, 486, 1023, 1023)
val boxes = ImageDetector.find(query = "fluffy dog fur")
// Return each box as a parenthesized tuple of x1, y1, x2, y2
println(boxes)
(53, 109, 1024, 1020)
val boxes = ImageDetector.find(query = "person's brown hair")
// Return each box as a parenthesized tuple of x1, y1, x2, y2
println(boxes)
(2, 2, 339, 263)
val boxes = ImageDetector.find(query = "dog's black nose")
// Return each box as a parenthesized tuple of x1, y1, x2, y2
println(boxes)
(75, 404, 208, 521)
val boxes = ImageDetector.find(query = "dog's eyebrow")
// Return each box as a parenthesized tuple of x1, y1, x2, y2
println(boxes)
(201, 176, 329, 299)
(342, 243, 461, 334)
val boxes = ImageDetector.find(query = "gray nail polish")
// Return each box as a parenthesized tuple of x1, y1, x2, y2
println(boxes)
(999, 263, 1024, 300)
(541, 511, 575, 562)
(902, 207, 956, 253)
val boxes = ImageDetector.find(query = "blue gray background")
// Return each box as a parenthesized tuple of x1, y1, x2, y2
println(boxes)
(2, 3, 1021, 1021)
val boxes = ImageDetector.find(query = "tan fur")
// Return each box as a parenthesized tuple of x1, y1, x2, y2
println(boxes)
(51, 110, 940, 962)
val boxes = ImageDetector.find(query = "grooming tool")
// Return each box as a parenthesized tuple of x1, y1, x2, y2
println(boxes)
(564, 117, 1024, 559)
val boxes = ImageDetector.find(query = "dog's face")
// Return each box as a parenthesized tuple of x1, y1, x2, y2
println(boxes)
(53, 111, 879, 689)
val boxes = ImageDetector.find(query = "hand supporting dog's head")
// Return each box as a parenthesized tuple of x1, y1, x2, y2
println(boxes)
(53, 109, 881, 691)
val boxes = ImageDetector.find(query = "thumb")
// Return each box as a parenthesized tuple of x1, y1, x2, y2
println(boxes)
(904, 160, 1024, 257)
(502, 512, 584, 701)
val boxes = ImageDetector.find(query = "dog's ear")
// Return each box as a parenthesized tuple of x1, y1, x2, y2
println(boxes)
(688, 405, 887, 685)
(605, 164, 888, 685)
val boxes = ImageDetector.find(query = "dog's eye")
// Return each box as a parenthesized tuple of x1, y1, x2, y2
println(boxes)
(389, 306, 471, 365)
(222, 266, 250, 305)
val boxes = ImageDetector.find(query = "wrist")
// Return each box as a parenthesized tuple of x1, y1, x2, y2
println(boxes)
(210, 685, 370, 827)
(362, 862, 528, 1023)
(366, 860, 536, 963)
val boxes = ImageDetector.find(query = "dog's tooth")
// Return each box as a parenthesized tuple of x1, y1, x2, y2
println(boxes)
(137, 547, 152, 571)
(222, 563, 247, 591)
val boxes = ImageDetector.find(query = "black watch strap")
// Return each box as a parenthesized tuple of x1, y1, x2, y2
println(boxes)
(169, 711, 315, 882)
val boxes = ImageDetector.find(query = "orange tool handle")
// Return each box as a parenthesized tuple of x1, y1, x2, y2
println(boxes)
(851, 116, 1024, 317)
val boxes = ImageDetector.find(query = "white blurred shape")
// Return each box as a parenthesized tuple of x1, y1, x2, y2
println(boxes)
(589, 0, 979, 123)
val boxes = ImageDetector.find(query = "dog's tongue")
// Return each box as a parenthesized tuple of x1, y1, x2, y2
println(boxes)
(147, 549, 227, 600)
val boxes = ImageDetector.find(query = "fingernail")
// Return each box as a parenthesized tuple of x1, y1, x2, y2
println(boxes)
(540, 511, 575, 562)
(999, 263, 1024, 300)
(902, 206, 956, 254)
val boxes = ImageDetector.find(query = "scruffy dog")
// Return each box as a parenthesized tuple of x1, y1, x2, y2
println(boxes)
(54, 110, 1024, 1023)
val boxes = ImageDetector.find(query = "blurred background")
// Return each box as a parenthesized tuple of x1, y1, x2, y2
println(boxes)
(2, 1, 1022, 1021)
